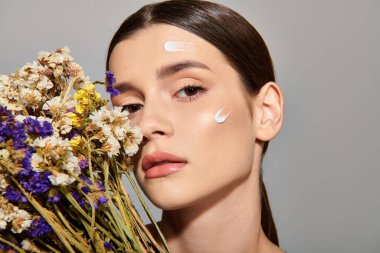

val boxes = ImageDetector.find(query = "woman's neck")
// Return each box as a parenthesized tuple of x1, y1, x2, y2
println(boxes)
(157, 168, 283, 253)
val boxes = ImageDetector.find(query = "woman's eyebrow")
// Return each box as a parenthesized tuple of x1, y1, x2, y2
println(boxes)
(156, 60, 211, 80)
(113, 60, 211, 93)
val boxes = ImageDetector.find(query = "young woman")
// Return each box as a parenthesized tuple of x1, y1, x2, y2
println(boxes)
(107, 1, 285, 252)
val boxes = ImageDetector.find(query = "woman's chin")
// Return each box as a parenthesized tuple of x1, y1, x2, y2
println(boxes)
(149, 196, 191, 211)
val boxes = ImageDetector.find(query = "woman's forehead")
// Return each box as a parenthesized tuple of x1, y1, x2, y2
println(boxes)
(109, 24, 229, 72)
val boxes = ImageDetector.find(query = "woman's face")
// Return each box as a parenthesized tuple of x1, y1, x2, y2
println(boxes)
(109, 24, 259, 210)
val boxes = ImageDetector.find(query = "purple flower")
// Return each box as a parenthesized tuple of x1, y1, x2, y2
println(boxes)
(66, 129, 81, 140)
(40, 121, 54, 138)
(105, 70, 116, 86)
(98, 196, 108, 205)
(24, 117, 40, 134)
(106, 87, 121, 97)
(12, 122, 27, 149)
(105, 71, 120, 97)
(81, 186, 90, 194)
(27, 217, 52, 238)
(104, 241, 113, 250)
(96, 181, 105, 191)
(0, 242, 12, 251)
(79, 159, 89, 169)
(23, 117, 53, 139)
(20, 171, 51, 195)
(47, 188, 62, 203)
(71, 190, 85, 207)
(0, 105, 14, 120)
(0, 122, 12, 143)
(20, 147, 34, 173)
(47, 194, 61, 203)
(4, 186, 28, 203)
(79, 176, 92, 194)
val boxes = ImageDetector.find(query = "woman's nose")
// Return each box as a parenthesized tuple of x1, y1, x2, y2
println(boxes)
(137, 100, 174, 142)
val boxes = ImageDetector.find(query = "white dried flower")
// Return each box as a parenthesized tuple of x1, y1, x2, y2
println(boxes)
(90, 106, 113, 127)
(0, 208, 7, 230)
(36, 116, 52, 124)
(11, 209, 32, 233)
(43, 96, 76, 115)
(0, 149, 10, 160)
(21, 239, 32, 250)
(21, 88, 44, 106)
(0, 220, 6, 230)
(124, 127, 143, 156)
(31, 153, 44, 172)
(62, 152, 80, 174)
(104, 136, 121, 157)
(0, 75, 10, 85)
(36, 75, 54, 90)
(49, 173, 75, 186)
(54, 116, 72, 134)
(113, 125, 128, 141)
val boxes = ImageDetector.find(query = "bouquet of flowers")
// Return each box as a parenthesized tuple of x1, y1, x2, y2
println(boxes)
(0, 48, 168, 252)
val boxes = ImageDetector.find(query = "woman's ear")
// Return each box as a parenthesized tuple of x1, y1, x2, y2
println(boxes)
(253, 82, 284, 141)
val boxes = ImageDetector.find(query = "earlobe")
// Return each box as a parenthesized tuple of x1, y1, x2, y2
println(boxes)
(254, 82, 284, 141)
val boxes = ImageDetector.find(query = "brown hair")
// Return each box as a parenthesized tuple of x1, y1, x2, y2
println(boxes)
(106, 0, 278, 245)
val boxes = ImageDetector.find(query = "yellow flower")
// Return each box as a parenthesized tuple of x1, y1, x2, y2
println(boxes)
(73, 90, 87, 101)
(75, 103, 86, 114)
(83, 82, 95, 92)
(68, 112, 80, 128)
(95, 92, 101, 102)
(69, 135, 83, 147)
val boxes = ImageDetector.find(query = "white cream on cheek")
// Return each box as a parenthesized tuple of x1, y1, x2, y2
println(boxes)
(163, 41, 196, 52)
(214, 108, 231, 124)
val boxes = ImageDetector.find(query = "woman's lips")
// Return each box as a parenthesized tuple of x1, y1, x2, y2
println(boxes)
(142, 151, 187, 179)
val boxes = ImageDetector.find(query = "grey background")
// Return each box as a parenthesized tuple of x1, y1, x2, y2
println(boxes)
(1, 1, 379, 252)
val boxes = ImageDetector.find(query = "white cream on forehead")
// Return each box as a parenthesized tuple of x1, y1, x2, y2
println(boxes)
(163, 41, 196, 52)
(214, 108, 231, 124)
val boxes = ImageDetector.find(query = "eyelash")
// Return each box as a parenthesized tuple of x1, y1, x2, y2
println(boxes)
(176, 84, 206, 102)
(121, 84, 206, 114)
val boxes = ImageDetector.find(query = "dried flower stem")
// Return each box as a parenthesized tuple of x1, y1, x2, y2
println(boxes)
(125, 172, 170, 253)
(52, 203, 89, 246)
(0, 236, 26, 253)
(10, 176, 78, 253)
(60, 76, 78, 105)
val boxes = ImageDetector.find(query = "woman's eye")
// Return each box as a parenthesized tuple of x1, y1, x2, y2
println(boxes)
(176, 85, 205, 101)
(121, 104, 143, 114)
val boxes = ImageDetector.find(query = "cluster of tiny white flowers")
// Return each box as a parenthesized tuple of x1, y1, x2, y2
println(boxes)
(0, 47, 86, 112)
(11, 61, 54, 109)
(30, 136, 80, 186)
(37, 47, 85, 89)
(0, 74, 23, 111)
(123, 127, 143, 156)
(42, 96, 76, 114)
(0, 196, 32, 233)
(89, 106, 142, 157)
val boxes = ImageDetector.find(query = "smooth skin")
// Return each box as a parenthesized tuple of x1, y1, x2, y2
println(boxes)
(109, 24, 285, 253)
